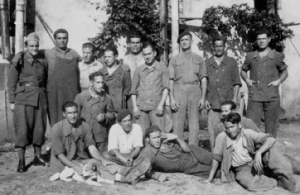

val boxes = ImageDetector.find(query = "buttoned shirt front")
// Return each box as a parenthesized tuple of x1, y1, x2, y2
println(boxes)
(169, 51, 207, 83)
(242, 49, 287, 102)
(79, 59, 104, 90)
(130, 61, 169, 111)
(107, 123, 143, 154)
(206, 56, 242, 109)
(123, 53, 145, 78)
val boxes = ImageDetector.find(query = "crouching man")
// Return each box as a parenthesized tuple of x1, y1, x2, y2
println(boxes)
(203, 112, 300, 193)
(50, 101, 150, 183)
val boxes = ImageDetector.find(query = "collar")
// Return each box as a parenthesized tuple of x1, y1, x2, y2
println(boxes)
(82, 59, 98, 67)
(207, 55, 228, 66)
(141, 60, 160, 72)
(226, 128, 246, 149)
(62, 119, 74, 137)
(55, 47, 70, 54)
(24, 51, 42, 66)
(252, 48, 274, 59)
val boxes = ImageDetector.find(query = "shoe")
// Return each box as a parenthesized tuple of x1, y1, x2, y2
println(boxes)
(17, 160, 25, 173)
(33, 155, 48, 166)
(277, 174, 300, 193)
(124, 158, 151, 184)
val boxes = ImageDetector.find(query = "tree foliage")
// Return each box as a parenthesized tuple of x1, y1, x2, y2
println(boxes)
(199, 3, 293, 60)
(90, 0, 163, 55)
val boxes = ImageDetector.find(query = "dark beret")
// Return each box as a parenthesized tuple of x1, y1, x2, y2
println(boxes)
(177, 31, 192, 44)
(117, 109, 132, 122)
(144, 125, 161, 138)
(53, 28, 68, 38)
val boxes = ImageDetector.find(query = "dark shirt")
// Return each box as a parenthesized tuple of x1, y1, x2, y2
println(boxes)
(75, 90, 114, 143)
(130, 61, 169, 111)
(169, 51, 207, 83)
(206, 56, 242, 109)
(8, 51, 48, 106)
(242, 49, 287, 102)
(50, 119, 95, 171)
(100, 65, 131, 112)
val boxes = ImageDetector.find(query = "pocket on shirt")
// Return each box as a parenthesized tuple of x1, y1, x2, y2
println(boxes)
(174, 59, 185, 73)
(192, 58, 200, 74)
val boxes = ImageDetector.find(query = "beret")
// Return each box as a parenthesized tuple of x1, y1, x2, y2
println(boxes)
(25, 33, 39, 43)
(53, 28, 68, 38)
(177, 31, 192, 44)
(117, 109, 132, 122)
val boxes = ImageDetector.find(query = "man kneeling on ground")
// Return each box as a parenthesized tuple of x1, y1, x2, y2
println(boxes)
(203, 112, 300, 193)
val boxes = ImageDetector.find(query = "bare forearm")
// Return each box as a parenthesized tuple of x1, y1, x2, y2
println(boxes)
(240, 70, 248, 82)
(176, 137, 191, 153)
(88, 145, 106, 162)
(58, 154, 79, 169)
(131, 95, 138, 108)
(256, 137, 275, 155)
(169, 80, 175, 99)
(207, 159, 219, 181)
(110, 149, 126, 162)
(233, 85, 240, 99)
(159, 89, 169, 106)
(278, 70, 288, 84)
(201, 77, 207, 100)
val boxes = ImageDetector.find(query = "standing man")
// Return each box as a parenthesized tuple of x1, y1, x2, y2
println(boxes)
(205, 36, 242, 149)
(241, 29, 288, 137)
(79, 42, 104, 91)
(169, 31, 208, 145)
(45, 28, 82, 126)
(131, 42, 169, 133)
(104, 109, 143, 166)
(75, 71, 114, 152)
(8, 33, 48, 172)
(100, 47, 131, 114)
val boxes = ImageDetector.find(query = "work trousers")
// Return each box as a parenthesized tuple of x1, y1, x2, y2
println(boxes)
(207, 109, 221, 149)
(137, 109, 164, 134)
(246, 100, 279, 137)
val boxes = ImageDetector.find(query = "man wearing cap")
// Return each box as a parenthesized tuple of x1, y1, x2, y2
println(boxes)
(8, 33, 48, 172)
(45, 28, 82, 126)
(134, 125, 214, 178)
(104, 109, 143, 166)
(205, 36, 242, 149)
(169, 31, 208, 145)
(79, 42, 104, 91)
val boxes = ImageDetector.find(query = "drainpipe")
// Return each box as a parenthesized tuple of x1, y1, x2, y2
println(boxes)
(15, 0, 25, 53)
(171, 0, 179, 56)
(160, 0, 168, 64)
(0, 0, 10, 59)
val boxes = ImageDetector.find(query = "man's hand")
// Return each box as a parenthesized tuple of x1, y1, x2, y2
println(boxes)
(155, 104, 164, 116)
(74, 165, 83, 175)
(268, 80, 281, 87)
(96, 113, 105, 122)
(198, 98, 205, 110)
(205, 100, 211, 110)
(254, 152, 263, 172)
(157, 174, 168, 182)
(126, 157, 134, 167)
(105, 113, 114, 120)
(10, 103, 15, 111)
(246, 79, 256, 86)
(161, 133, 178, 143)
(170, 97, 179, 112)
(133, 106, 140, 119)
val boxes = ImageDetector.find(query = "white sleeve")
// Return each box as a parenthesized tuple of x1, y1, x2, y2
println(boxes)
(107, 125, 119, 152)
(133, 124, 144, 148)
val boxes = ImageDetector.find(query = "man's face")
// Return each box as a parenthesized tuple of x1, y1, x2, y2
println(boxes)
(146, 131, 162, 149)
(179, 35, 192, 50)
(213, 40, 225, 57)
(91, 75, 104, 93)
(104, 51, 116, 67)
(55, 33, 68, 49)
(224, 121, 241, 140)
(82, 47, 94, 63)
(129, 38, 142, 54)
(26, 40, 39, 56)
(221, 104, 233, 118)
(142, 46, 156, 65)
(63, 106, 78, 125)
(120, 115, 132, 133)
(256, 34, 270, 50)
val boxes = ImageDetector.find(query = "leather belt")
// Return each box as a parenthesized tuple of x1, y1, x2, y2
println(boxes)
(19, 82, 45, 88)
(175, 81, 199, 86)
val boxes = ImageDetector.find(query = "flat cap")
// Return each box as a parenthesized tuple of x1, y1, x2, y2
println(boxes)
(177, 31, 192, 44)
(25, 33, 39, 43)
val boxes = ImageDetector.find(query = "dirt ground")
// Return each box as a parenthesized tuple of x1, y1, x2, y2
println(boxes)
(1, 121, 300, 195)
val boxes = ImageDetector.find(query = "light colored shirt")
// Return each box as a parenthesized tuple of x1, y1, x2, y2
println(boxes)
(230, 136, 252, 167)
(79, 59, 104, 90)
(123, 53, 145, 78)
(108, 123, 143, 154)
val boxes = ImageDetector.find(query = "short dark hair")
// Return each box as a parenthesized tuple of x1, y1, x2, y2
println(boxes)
(221, 100, 237, 110)
(142, 42, 156, 52)
(222, 112, 241, 124)
(62, 101, 78, 112)
(53, 28, 68, 39)
(82, 42, 95, 52)
(256, 28, 271, 38)
(89, 71, 104, 81)
(128, 32, 142, 42)
(144, 125, 161, 139)
(104, 46, 118, 56)
(212, 35, 227, 45)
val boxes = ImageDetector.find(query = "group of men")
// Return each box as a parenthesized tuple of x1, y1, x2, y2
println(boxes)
(8, 27, 300, 193)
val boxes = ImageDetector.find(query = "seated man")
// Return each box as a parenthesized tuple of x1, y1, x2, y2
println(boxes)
(213, 100, 261, 144)
(134, 125, 214, 178)
(50, 101, 149, 184)
(75, 71, 114, 152)
(104, 109, 143, 166)
(203, 112, 300, 193)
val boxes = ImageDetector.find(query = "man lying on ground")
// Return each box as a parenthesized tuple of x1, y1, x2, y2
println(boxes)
(203, 112, 300, 193)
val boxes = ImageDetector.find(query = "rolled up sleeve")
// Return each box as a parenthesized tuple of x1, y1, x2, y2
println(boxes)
(213, 132, 225, 162)
(133, 125, 144, 148)
(276, 53, 288, 72)
(130, 67, 140, 96)
(168, 58, 175, 80)
(199, 58, 208, 81)
(107, 125, 119, 152)
(162, 65, 170, 91)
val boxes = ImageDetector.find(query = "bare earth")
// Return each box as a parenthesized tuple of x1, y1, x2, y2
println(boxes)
(1, 121, 300, 195)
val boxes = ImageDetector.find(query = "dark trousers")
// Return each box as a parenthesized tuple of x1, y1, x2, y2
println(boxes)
(246, 100, 279, 137)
